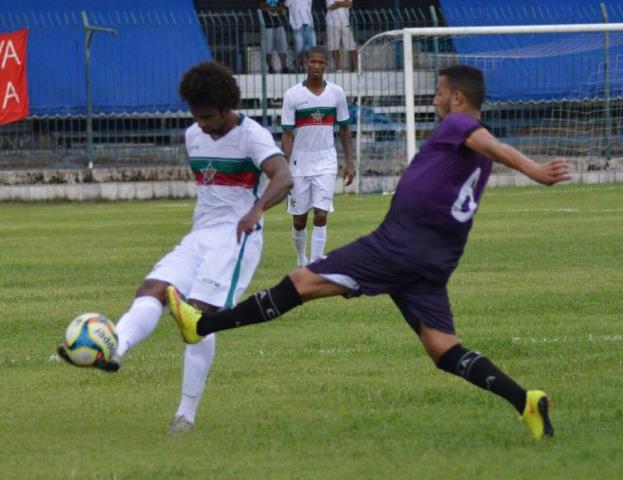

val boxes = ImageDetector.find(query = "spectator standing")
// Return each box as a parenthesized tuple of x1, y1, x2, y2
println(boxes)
(285, 0, 317, 71)
(326, 0, 357, 72)
(259, 1, 291, 73)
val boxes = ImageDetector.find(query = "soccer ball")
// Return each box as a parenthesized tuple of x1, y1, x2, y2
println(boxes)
(63, 313, 118, 367)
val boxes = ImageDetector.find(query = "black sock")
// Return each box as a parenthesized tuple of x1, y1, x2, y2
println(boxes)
(437, 344, 527, 414)
(197, 276, 303, 335)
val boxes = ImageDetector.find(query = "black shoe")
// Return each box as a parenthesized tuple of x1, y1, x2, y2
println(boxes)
(57, 344, 78, 366)
(94, 351, 121, 372)
(56, 344, 121, 373)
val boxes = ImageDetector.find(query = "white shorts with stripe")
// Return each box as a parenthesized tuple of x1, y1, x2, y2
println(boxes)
(146, 223, 263, 308)
(287, 174, 336, 215)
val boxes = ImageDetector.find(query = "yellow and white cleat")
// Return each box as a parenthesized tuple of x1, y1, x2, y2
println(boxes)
(166, 286, 203, 344)
(522, 390, 554, 439)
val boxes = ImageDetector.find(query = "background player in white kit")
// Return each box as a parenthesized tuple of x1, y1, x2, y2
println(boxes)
(57, 61, 292, 432)
(281, 46, 355, 266)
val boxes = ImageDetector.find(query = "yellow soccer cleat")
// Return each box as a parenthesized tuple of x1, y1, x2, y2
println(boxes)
(522, 390, 554, 439)
(166, 286, 203, 344)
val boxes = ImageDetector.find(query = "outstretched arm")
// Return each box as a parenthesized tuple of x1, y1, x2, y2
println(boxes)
(465, 127, 571, 185)
(237, 155, 293, 240)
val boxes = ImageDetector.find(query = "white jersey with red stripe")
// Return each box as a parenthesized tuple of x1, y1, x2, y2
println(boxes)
(185, 114, 283, 231)
(281, 80, 350, 176)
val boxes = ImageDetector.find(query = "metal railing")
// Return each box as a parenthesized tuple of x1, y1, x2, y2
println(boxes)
(2, 3, 622, 172)
(0, 7, 434, 170)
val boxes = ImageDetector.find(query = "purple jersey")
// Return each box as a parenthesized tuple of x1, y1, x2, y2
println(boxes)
(368, 112, 492, 282)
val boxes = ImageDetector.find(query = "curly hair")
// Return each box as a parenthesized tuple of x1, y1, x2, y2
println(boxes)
(179, 61, 241, 110)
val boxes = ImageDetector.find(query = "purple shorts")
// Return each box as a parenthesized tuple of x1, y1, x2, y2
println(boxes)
(307, 235, 455, 334)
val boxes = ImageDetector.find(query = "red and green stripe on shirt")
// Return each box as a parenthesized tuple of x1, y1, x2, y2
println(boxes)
(282, 107, 349, 130)
(189, 157, 260, 188)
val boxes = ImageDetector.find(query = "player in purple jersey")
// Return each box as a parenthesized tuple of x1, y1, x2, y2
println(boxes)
(166, 65, 570, 439)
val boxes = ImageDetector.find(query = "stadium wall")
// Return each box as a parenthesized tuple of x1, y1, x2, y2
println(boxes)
(1, 2, 622, 199)
(1, 169, 621, 201)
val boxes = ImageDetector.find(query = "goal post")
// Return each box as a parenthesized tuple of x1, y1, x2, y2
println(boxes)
(356, 22, 623, 193)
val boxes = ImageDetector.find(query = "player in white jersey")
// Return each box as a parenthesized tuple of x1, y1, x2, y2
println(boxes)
(57, 61, 292, 432)
(281, 46, 355, 266)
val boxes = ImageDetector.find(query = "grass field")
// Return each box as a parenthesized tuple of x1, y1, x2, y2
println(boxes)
(1, 183, 622, 479)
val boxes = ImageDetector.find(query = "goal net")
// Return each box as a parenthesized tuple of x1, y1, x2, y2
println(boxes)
(356, 23, 623, 193)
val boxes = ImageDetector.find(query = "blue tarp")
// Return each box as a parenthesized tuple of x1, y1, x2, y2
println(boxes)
(0, 0, 211, 116)
(439, 0, 623, 102)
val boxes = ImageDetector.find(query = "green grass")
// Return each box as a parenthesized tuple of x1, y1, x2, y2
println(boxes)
(0, 184, 622, 479)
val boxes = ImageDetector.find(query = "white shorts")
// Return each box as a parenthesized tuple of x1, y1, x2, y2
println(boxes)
(327, 25, 356, 51)
(146, 223, 263, 308)
(287, 174, 336, 215)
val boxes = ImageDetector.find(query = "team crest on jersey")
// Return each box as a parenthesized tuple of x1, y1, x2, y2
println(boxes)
(311, 110, 324, 123)
(201, 161, 218, 185)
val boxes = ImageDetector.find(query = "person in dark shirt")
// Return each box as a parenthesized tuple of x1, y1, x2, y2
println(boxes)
(166, 65, 570, 440)
(259, 0, 291, 73)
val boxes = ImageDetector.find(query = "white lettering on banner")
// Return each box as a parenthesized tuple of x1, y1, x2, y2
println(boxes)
(2, 81, 20, 109)
(0, 39, 22, 69)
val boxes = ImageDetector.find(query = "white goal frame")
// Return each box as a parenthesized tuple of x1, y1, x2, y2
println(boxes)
(356, 22, 623, 190)
(402, 23, 623, 162)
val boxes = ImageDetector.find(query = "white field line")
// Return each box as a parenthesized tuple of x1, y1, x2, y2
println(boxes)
(0, 219, 193, 231)
(511, 334, 623, 344)
(495, 208, 623, 214)
(154, 203, 194, 208)
(486, 186, 621, 196)
(44, 336, 622, 363)
(506, 208, 580, 213)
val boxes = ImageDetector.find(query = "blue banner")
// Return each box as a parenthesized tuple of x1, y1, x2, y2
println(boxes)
(439, 0, 623, 102)
(0, 0, 212, 115)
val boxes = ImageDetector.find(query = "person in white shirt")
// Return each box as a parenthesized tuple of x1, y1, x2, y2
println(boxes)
(280, 46, 355, 266)
(58, 61, 292, 433)
(285, 0, 317, 71)
(326, 0, 357, 71)
(259, 0, 291, 73)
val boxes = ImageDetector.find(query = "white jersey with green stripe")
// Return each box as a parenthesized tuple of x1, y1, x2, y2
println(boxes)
(185, 115, 283, 230)
(281, 80, 350, 176)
